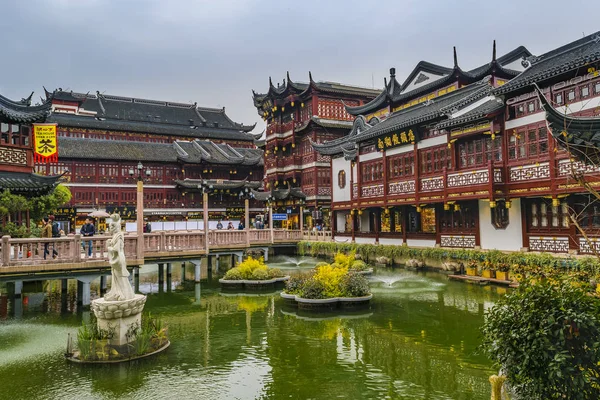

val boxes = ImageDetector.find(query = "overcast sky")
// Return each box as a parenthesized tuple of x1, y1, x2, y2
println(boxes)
(2, 0, 599, 133)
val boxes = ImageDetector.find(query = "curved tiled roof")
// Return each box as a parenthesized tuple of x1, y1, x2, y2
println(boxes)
(435, 98, 504, 130)
(535, 84, 600, 165)
(47, 89, 257, 140)
(250, 187, 306, 201)
(346, 45, 529, 117)
(0, 171, 61, 195)
(58, 137, 263, 166)
(252, 72, 380, 112)
(48, 113, 255, 142)
(495, 32, 600, 95)
(175, 178, 261, 191)
(0, 93, 52, 124)
(313, 81, 492, 156)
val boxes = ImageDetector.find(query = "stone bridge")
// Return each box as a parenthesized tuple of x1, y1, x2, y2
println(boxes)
(0, 229, 333, 276)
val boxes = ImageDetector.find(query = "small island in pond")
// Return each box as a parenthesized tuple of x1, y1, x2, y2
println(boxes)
(281, 252, 372, 311)
(219, 256, 289, 290)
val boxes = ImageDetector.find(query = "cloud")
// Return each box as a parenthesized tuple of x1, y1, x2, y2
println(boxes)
(2, 0, 600, 132)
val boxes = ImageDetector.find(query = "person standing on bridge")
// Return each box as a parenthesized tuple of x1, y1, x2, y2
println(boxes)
(81, 217, 95, 257)
(41, 217, 58, 260)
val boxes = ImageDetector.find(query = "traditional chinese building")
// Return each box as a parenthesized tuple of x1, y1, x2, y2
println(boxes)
(35, 90, 263, 231)
(312, 34, 600, 253)
(252, 73, 380, 228)
(0, 93, 61, 226)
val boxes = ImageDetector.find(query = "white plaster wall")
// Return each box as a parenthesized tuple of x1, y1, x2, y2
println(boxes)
(503, 58, 526, 72)
(417, 135, 447, 149)
(360, 152, 383, 162)
(386, 144, 413, 156)
(332, 157, 351, 202)
(451, 96, 497, 118)
(401, 71, 446, 93)
(352, 162, 357, 180)
(406, 239, 436, 247)
(506, 96, 600, 129)
(336, 212, 348, 232)
(355, 237, 376, 244)
(378, 238, 404, 245)
(478, 198, 523, 251)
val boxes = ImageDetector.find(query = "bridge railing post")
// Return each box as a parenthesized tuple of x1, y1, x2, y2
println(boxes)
(160, 231, 166, 252)
(2, 235, 10, 266)
(73, 234, 82, 262)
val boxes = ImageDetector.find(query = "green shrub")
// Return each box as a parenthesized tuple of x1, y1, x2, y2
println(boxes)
(251, 267, 270, 280)
(350, 260, 368, 271)
(481, 279, 600, 399)
(300, 278, 326, 299)
(268, 267, 283, 279)
(224, 267, 243, 280)
(285, 274, 308, 295)
(341, 272, 370, 297)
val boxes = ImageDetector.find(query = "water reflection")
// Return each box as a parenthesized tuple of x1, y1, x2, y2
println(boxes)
(0, 257, 499, 399)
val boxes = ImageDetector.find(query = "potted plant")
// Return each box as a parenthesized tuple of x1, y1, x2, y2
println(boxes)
(496, 262, 510, 281)
(481, 260, 496, 279)
(466, 260, 478, 276)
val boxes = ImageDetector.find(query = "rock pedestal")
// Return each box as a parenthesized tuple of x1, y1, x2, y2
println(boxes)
(91, 294, 146, 346)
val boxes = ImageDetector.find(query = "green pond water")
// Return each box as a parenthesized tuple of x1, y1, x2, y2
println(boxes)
(0, 256, 503, 400)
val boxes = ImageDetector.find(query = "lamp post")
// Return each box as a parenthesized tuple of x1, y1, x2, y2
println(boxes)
(267, 195, 274, 244)
(197, 181, 214, 252)
(298, 198, 306, 235)
(239, 187, 252, 247)
(129, 161, 151, 260)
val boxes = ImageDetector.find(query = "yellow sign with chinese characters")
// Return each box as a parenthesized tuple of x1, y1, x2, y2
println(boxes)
(377, 129, 416, 151)
(449, 122, 491, 138)
(33, 123, 58, 163)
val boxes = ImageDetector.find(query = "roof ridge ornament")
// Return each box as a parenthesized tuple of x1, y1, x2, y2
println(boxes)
(173, 141, 189, 159)
(492, 40, 497, 62)
(453, 46, 458, 68)
(192, 140, 212, 159)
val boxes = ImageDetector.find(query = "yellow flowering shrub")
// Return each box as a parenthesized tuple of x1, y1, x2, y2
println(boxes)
(333, 251, 356, 269)
(225, 256, 271, 280)
(313, 264, 348, 298)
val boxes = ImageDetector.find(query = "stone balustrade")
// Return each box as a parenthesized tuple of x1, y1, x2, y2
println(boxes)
(0, 229, 312, 271)
(303, 230, 332, 242)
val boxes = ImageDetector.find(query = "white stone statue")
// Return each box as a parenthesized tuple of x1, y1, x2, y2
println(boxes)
(91, 213, 146, 346)
(104, 214, 135, 301)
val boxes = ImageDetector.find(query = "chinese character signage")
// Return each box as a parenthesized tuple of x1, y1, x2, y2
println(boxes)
(449, 122, 491, 138)
(377, 129, 416, 151)
(33, 123, 58, 163)
(105, 206, 137, 219)
(226, 207, 245, 218)
(53, 207, 77, 217)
